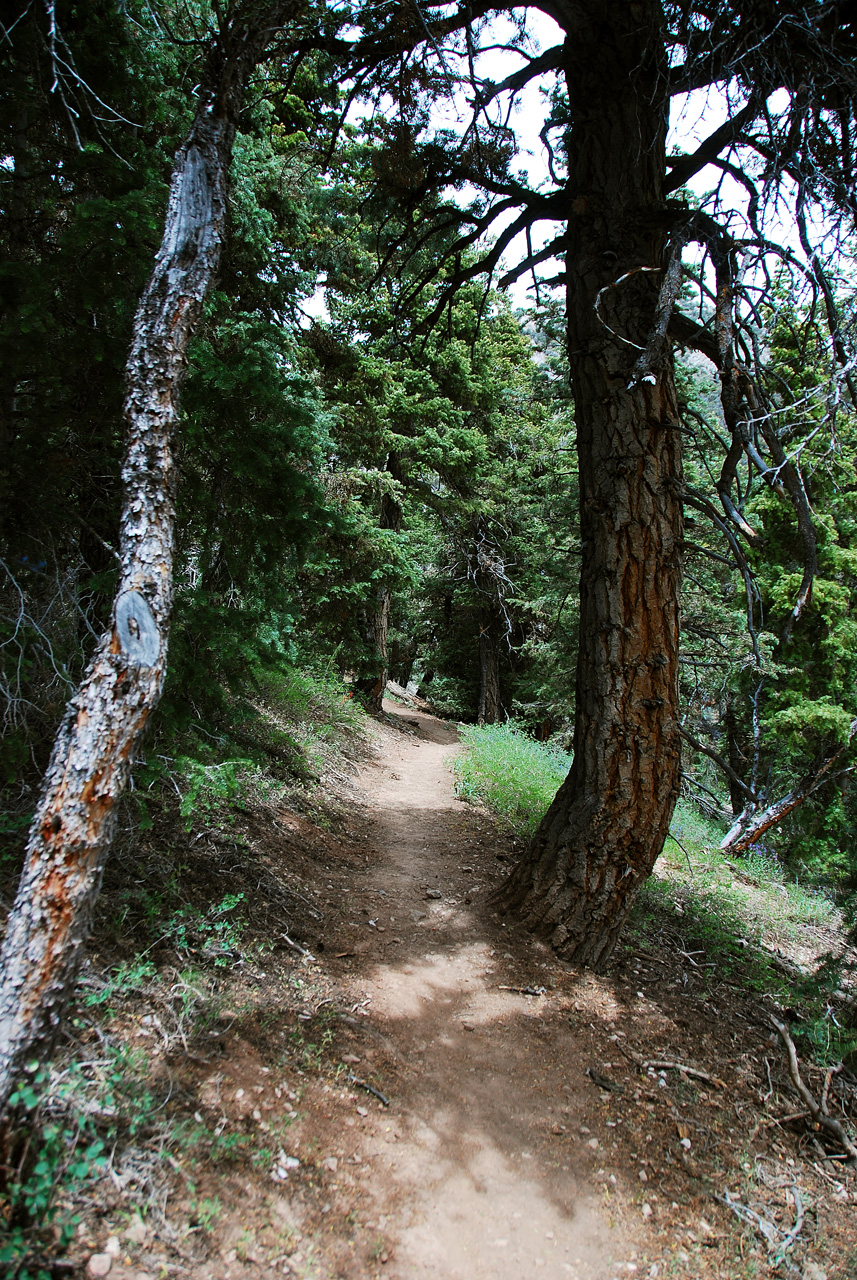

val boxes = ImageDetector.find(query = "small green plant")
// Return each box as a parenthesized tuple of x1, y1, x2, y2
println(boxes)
(452, 721, 571, 837)
(191, 1196, 222, 1232)
(165, 893, 247, 965)
(0, 1067, 108, 1278)
(176, 757, 257, 827)
(82, 959, 157, 1007)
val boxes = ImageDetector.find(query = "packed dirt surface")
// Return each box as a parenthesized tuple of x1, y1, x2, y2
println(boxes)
(50, 700, 857, 1280)
(330, 701, 623, 1280)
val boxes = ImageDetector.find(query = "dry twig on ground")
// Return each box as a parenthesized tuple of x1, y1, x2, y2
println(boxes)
(769, 1016, 857, 1162)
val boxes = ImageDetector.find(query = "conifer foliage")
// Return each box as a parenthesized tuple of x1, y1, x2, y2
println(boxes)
(0, 0, 856, 1111)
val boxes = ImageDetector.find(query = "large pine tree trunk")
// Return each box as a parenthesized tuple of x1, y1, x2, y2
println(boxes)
(0, 5, 292, 1114)
(500, 0, 683, 968)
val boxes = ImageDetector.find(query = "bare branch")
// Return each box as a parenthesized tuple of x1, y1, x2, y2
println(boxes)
(769, 1016, 857, 1162)
(678, 726, 757, 803)
(665, 97, 762, 193)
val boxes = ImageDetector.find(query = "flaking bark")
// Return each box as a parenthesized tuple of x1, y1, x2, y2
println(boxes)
(0, 2, 298, 1115)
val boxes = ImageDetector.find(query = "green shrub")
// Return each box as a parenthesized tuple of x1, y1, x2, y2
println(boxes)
(452, 721, 570, 836)
(259, 666, 364, 739)
(0, 1066, 109, 1278)
(165, 894, 247, 966)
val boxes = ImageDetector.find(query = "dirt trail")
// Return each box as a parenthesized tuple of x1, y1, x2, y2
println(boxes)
(334, 701, 636, 1279)
(57, 696, 857, 1280)
(64, 697, 857, 1280)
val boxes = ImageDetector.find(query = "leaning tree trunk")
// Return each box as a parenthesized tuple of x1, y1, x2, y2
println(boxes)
(0, 4, 293, 1114)
(500, 0, 683, 968)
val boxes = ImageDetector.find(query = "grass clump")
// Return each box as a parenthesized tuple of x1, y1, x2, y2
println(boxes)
(452, 721, 571, 837)
(634, 801, 853, 1065)
(662, 802, 837, 937)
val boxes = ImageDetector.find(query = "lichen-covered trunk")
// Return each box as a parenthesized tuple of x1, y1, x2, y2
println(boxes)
(501, 0, 683, 968)
(0, 9, 282, 1111)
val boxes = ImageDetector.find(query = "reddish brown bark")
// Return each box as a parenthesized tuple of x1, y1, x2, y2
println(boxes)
(0, 3, 298, 1114)
(499, 0, 683, 967)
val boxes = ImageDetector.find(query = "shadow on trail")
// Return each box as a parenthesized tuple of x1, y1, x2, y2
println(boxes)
(336, 702, 639, 1280)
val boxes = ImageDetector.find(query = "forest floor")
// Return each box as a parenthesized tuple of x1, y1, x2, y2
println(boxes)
(19, 700, 857, 1280)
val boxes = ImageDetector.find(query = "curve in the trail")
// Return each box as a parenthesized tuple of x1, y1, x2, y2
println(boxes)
(342, 700, 637, 1280)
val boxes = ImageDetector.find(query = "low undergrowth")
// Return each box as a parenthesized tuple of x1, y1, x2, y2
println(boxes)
(0, 664, 371, 1277)
(637, 801, 855, 1068)
(451, 720, 571, 836)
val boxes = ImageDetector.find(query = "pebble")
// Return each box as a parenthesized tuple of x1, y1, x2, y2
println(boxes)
(86, 1256, 113, 1278)
(641, 1203, 652, 1219)
(123, 1214, 147, 1245)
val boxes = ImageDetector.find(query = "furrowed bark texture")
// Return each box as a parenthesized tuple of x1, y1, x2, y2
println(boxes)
(500, 0, 683, 968)
(478, 618, 502, 726)
(0, 5, 294, 1112)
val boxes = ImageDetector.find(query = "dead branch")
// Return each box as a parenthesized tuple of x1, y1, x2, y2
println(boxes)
(748, 1110, 812, 1142)
(773, 1184, 805, 1267)
(723, 723, 857, 855)
(280, 933, 315, 960)
(719, 1189, 781, 1249)
(769, 1016, 857, 1162)
(642, 1060, 727, 1088)
(346, 1073, 390, 1106)
(678, 726, 756, 803)
(627, 231, 688, 389)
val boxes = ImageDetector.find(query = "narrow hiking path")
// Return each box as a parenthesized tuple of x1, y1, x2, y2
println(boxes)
(328, 700, 637, 1279)
(70, 698, 855, 1280)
